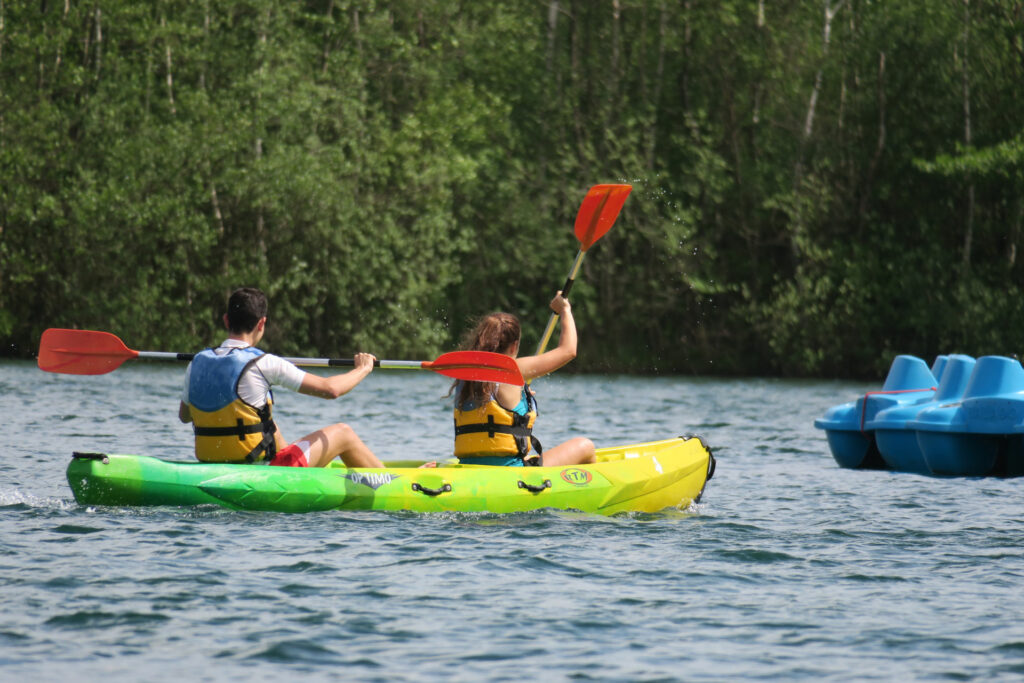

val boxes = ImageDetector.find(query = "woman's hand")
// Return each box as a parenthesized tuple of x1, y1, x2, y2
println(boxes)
(549, 291, 571, 316)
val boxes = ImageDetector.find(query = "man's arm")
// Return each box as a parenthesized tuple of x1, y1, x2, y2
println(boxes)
(178, 401, 192, 423)
(297, 352, 376, 399)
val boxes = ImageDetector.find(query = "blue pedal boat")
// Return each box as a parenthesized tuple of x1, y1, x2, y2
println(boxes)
(813, 355, 939, 469)
(816, 353, 1024, 477)
(866, 355, 976, 474)
(910, 356, 1024, 477)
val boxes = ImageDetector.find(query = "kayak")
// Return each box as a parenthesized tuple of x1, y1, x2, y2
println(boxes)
(66, 436, 715, 515)
(814, 353, 1024, 477)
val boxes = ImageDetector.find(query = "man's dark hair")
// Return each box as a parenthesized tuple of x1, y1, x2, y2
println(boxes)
(226, 287, 268, 333)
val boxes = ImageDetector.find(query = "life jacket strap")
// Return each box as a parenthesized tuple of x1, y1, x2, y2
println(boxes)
(247, 404, 277, 463)
(454, 414, 543, 465)
(522, 437, 543, 466)
(193, 420, 267, 438)
(522, 391, 542, 465)
(193, 410, 277, 463)
(453, 414, 533, 439)
(242, 427, 278, 463)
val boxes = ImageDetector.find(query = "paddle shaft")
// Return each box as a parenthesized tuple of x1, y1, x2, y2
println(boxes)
(533, 248, 586, 357)
(134, 351, 445, 370)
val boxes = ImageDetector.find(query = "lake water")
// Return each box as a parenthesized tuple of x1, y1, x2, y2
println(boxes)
(2, 359, 1023, 681)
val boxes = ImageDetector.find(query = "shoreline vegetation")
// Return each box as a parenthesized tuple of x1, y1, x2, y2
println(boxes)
(2, 2, 1023, 380)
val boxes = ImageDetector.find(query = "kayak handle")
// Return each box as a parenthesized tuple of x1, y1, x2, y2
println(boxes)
(517, 479, 552, 494)
(411, 482, 452, 497)
(72, 452, 110, 464)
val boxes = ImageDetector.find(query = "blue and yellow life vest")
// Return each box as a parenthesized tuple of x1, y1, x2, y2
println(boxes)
(185, 346, 277, 463)
(453, 385, 542, 465)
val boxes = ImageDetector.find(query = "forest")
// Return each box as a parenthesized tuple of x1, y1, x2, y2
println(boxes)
(2, 1, 1023, 378)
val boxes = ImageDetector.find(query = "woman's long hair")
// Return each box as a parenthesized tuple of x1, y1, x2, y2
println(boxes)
(452, 312, 521, 408)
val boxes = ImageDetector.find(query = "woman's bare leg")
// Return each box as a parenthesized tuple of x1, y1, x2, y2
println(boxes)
(539, 437, 595, 466)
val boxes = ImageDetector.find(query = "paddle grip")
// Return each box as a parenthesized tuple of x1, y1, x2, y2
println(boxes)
(561, 276, 575, 299)
(324, 359, 384, 367)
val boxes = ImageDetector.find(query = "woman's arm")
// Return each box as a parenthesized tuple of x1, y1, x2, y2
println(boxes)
(516, 293, 578, 381)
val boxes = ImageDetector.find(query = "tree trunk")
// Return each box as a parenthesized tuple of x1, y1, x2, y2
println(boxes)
(546, 1, 559, 84)
(796, 0, 845, 185)
(1010, 197, 1022, 270)
(53, 1, 69, 78)
(679, 0, 692, 116)
(610, 0, 620, 85)
(200, 0, 210, 90)
(604, 0, 621, 133)
(858, 51, 886, 226)
(254, 8, 270, 264)
(753, 0, 766, 125)
(961, 0, 974, 275)
(645, 1, 666, 170)
(162, 15, 176, 115)
(352, 7, 361, 59)
(790, 0, 845, 259)
(321, 0, 335, 76)
(93, 5, 102, 78)
(570, 0, 585, 159)
(0, 0, 4, 191)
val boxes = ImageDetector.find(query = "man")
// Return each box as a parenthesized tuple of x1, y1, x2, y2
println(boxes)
(178, 287, 383, 468)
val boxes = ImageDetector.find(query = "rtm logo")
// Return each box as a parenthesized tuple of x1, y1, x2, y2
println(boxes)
(559, 468, 592, 486)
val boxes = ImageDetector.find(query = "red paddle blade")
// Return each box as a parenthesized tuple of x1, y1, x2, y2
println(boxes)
(424, 351, 523, 386)
(37, 328, 139, 375)
(574, 184, 632, 250)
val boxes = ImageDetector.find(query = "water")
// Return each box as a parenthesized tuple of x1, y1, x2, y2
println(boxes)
(2, 359, 1023, 681)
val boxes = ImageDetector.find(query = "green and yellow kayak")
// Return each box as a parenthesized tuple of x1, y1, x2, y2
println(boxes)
(66, 436, 714, 515)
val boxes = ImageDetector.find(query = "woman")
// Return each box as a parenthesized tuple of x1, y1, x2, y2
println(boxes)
(452, 292, 596, 467)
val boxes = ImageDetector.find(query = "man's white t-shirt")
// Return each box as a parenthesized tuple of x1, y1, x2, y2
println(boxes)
(182, 338, 306, 408)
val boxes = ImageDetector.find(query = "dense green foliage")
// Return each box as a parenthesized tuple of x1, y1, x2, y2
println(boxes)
(2, 1, 1023, 378)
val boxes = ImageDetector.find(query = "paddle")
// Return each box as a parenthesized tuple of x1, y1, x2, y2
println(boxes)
(37, 328, 524, 386)
(533, 183, 632, 356)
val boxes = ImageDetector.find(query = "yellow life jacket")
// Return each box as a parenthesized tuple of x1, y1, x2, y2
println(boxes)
(453, 386, 542, 464)
(186, 346, 278, 463)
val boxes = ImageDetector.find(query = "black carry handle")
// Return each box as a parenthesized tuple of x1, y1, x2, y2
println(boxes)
(517, 479, 552, 494)
(411, 482, 452, 497)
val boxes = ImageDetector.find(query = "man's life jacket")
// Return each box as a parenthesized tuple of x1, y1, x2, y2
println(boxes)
(453, 385, 542, 465)
(185, 346, 278, 463)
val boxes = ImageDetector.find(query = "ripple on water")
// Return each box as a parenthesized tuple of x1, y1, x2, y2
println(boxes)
(44, 610, 171, 631)
(50, 523, 105, 535)
(244, 639, 349, 665)
(715, 548, 801, 563)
